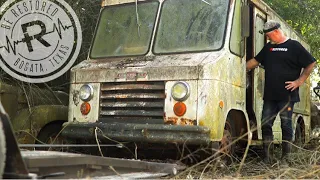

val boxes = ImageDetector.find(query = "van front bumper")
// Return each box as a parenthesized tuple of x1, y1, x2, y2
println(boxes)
(61, 122, 211, 145)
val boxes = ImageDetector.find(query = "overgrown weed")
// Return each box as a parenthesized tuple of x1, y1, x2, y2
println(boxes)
(174, 141, 320, 179)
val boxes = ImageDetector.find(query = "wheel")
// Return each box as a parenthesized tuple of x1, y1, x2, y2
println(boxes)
(294, 122, 305, 148)
(219, 121, 236, 164)
(0, 121, 6, 178)
(36, 122, 67, 151)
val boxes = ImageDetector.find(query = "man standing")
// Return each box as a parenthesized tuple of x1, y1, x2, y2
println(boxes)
(246, 20, 316, 164)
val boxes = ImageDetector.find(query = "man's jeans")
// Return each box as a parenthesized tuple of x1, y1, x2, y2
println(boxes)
(261, 100, 295, 141)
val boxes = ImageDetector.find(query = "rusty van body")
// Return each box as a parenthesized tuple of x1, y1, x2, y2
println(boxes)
(62, 0, 312, 149)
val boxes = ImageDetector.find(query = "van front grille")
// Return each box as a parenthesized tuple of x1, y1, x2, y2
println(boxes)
(99, 81, 165, 124)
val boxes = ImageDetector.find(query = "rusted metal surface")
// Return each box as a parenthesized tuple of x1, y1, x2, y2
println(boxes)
(62, 122, 211, 145)
(72, 53, 219, 83)
(180, 118, 196, 125)
(101, 83, 164, 90)
(164, 117, 196, 126)
(164, 117, 178, 125)
(21, 151, 184, 179)
(101, 93, 165, 99)
(100, 101, 164, 108)
(99, 81, 165, 123)
(100, 110, 163, 117)
(99, 117, 164, 124)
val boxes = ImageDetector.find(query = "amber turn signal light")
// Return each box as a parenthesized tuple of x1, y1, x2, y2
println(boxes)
(80, 102, 91, 115)
(173, 102, 187, 116)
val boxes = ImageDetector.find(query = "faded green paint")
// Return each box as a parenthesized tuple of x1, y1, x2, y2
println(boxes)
(0, 81, 69, 144)
(0, 83, 18, 119)
(12, 105, 68, 144)
(196, 52, 246, 141)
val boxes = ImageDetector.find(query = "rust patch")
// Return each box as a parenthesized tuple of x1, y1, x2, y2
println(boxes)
(164, 117, 178, 125)
(115, 94, 129, 98)
(180, 118, 196, 125)
(164, 117, 196, 126)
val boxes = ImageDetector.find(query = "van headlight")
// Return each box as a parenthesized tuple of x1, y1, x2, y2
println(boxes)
(79, 84, 94, 101)
(171, 82, 190, 101)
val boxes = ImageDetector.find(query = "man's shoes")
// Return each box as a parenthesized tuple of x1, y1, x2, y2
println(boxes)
(262, 141, 274, 164)
(280, 141, 292, 167)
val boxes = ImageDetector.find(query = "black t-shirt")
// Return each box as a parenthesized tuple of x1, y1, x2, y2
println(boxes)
(255, 39, 315, 102)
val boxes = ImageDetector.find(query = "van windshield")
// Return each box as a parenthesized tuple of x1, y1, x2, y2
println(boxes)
(90, 0, 229, 58)
(90, 1, 159, 58)
(154, 0, 229, 54)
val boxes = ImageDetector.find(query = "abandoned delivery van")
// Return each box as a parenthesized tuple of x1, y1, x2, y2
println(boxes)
(62, 0, 312, 154)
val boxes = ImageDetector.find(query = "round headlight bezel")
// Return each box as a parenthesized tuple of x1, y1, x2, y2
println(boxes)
(79, 84, 94, 101)
(171, 81, 190, 101)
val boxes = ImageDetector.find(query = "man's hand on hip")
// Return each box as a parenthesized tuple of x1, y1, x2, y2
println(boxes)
(285, 80, 303, 91)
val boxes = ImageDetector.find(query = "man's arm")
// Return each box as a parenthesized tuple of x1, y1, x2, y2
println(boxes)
(246, 58, 260, 72)
(285, 61, 316, 91)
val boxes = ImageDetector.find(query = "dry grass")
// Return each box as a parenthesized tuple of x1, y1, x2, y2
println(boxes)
(173, 140, 320, 179)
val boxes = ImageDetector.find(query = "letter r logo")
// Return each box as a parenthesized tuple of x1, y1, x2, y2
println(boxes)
(21, 20, 51, 52)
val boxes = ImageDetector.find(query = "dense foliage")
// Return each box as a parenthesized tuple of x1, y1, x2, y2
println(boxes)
(264, 0, 320, 62)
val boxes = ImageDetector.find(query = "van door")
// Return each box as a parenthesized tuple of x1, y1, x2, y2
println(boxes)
(253, 8, 266, 140)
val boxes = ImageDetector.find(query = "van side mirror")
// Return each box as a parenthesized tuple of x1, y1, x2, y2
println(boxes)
(241, 5, 250, 38)
(314, 82, 320, 98)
